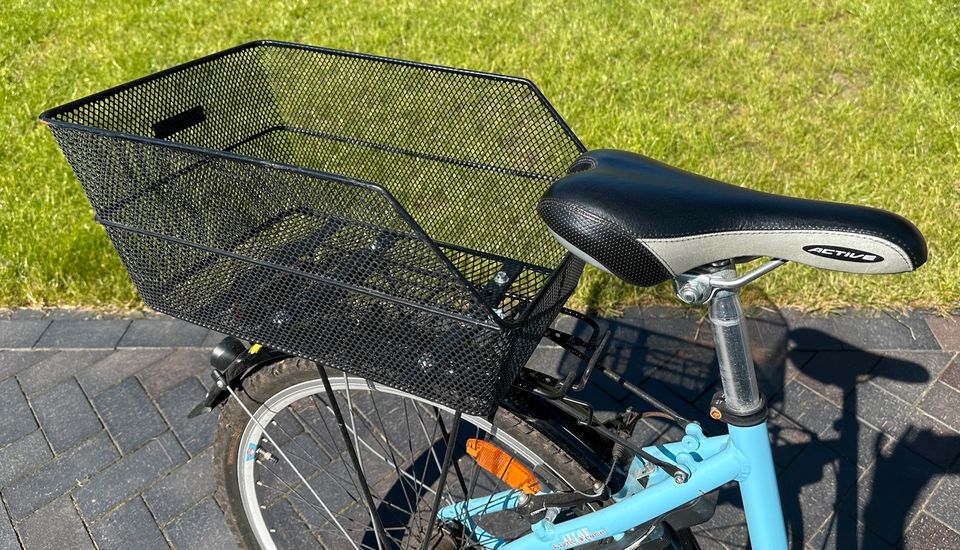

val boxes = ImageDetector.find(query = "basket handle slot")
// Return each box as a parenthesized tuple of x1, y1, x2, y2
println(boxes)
(152, 105, 206, 139)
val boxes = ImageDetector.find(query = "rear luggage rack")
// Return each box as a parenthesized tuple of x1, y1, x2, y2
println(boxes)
(42, 41, 586, 414)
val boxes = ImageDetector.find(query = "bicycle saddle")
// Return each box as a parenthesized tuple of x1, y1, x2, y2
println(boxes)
(537, 149, 927, 286)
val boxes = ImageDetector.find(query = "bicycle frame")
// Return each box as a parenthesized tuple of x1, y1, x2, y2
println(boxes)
(438, 421, 784, 549)
(439, 261, 789, 549)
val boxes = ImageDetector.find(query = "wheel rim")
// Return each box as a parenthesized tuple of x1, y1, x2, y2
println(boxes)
(235, 375, 575, 549)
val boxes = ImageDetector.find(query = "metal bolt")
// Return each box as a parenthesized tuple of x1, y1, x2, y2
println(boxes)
(677, 284, 697, 304)
(517, 493, 531, 507)
(709, 407, 723, 420)
(493, 271, 510, 285)
(418, 355, 434, 371)
(673, 471, 687, 484)
(677, 281, 706, 304)
(544, 507, 560, 523)
(592, 480, 605, 492)
(216, 379, 225, 389)
(272, 309, 292, 326)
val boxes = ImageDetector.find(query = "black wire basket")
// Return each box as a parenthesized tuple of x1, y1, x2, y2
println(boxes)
(41, 41, 585, 414)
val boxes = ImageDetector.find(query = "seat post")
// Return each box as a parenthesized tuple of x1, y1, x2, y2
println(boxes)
(707, 267, 763, 415)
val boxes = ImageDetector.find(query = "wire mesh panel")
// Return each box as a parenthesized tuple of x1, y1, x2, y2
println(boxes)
(42, 41, 585, 414)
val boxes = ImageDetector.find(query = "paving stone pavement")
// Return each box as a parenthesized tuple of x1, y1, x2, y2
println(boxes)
(0, 307, 957, 549)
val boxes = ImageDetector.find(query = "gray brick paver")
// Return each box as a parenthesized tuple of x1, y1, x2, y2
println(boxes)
(793, 350, 881, 407)
(838, 444, 943, 545)
(137, 350, 208, 398)
(844, 381, 960, 469)
(32, 379, 102, 454)
(2, 432, 118, 520)
(0, 320, 50, 349)
(830, 314, 940, 350)
(34, 320, 130, 349)
(77, 349, 171, 396)
(845, 381, 913, 437)
(260, 499, 326, 549)
(0, 431, 52, 488)
(768, 408, 815, 469)
(16, 350, 112, 397)
(0, 308, 956, 549)
(156, 377, 217, 457)
(925, 474, 960, 533)
(938, 354, 960, 391)
(805, 514, 893, 550)
(89, 497, 167, 550)
(902, 512, 960, 549)
(868, 350, 955, 404)
(899, 412, 960, 469)
(74, 437, 180, 520)
(0, 310, 46, 320)
(641, 345, 718, 402)
(156, 430, 189, 468)
(163, 498, 238, 550)
(0, 378, 36, 448)
(926, 317, 960, 351)
(15, 495, 94, 550)
(778, 442, 858, 547)
(0, 501, 17, 550)
(143, 448, 213, 524)
(918, 382, 960, 432)
(0, 351, 54, 382)
(819, 412, 890, 469)
(781, 313, 843, 350)
(774, 379, 839, 435)
(93, 377, 167, 454)
(118, 319, 210, 348)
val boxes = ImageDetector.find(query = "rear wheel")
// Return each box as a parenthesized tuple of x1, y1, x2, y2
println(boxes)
(213, 358, 699, 549)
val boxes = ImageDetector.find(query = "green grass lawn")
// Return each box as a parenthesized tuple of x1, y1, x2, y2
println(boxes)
(2, 0, 957, 312)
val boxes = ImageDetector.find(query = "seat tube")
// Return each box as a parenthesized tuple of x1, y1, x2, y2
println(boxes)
(729, 422, 788, 550)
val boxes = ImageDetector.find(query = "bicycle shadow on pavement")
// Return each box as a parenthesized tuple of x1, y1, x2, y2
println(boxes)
(534, 311, 957, 549)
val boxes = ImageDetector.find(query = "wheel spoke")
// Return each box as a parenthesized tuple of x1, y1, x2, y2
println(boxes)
(224, 372, 587, 550)
(224, 383, 359, 549)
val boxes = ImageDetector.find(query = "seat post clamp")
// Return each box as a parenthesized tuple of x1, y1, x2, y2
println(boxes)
(673, 258, 788, 305)
(709, 392, 768, 427)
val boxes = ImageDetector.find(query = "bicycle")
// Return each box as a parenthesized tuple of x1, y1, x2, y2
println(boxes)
(41, 41, 927, 550)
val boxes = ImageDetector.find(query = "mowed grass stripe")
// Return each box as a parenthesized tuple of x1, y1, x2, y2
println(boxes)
(2, 0, 957, 311)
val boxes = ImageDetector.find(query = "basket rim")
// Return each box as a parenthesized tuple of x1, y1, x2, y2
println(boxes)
(39, 40, 586, 330)
(39, 39, 585, 152)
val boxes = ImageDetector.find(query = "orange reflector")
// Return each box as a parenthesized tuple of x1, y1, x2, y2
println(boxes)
(466, 438, 541, 495)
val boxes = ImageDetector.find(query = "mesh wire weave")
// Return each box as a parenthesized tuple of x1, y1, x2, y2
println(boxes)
(42, 41, 586, 414)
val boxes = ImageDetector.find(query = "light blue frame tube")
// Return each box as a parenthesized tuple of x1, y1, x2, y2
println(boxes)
(437, 422, 788, 549)
(728, 422, 788, 549)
